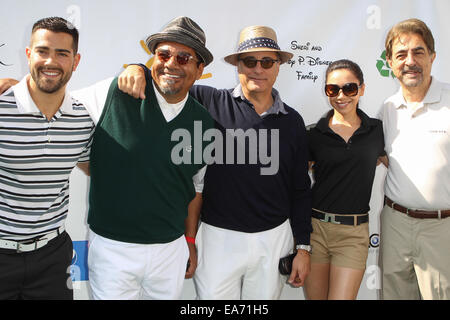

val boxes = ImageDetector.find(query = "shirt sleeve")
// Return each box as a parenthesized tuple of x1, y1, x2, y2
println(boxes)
(71, 77, 114, 125)
(78, 135, 93, 162)
(376, 104, 385, 121)
(377, 121, 387, 157)
(192, 165, 207, 193)
(306, 129, 315, 162)
(290, 116, 313, 245)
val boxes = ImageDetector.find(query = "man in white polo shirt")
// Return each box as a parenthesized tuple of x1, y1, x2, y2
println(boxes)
(379, 18, 450, 300)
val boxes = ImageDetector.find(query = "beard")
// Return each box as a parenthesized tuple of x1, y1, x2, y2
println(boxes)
(31, 66, 72, 94)
(399, 65, 423, 88)
(153, 66, 186, 97)
(157, 78, 182, 96)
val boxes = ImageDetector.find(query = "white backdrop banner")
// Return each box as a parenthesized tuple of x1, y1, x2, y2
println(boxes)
(1, 0, 449, 300)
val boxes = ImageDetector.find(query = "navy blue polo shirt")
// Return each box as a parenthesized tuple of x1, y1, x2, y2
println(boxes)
(307, 109, 385, 215)
(189, 85, 312, 245)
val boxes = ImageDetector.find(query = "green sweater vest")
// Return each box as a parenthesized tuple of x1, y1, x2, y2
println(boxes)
(87, 78, 214, 244)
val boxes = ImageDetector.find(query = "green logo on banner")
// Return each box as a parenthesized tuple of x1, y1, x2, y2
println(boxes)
(376, 50, 395, 78)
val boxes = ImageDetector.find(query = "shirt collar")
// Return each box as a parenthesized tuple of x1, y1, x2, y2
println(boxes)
(152, 80, 188, 110)
(13, 74, 73, 115)
(315, 108, 374, 133)
(389, 76, 442, 109)
(231, 83, 288, 115)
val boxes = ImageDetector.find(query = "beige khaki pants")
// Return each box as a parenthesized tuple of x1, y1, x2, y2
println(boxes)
(380, 205, 450, 300)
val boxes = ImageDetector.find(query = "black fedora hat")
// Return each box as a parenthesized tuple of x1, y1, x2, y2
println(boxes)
(145, 16, 214, 66)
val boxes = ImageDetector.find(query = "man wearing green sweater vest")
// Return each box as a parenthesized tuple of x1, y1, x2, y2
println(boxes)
(71, 17, 215, 300)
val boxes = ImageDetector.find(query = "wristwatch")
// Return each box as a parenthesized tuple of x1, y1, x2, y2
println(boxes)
(296, 244, 312, 254)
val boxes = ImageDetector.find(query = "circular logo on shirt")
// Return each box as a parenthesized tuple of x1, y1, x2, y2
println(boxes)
(369, 233, 380, 248)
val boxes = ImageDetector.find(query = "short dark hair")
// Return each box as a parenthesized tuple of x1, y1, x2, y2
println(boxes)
(325, 59, 364, 85)
(31, 17, 79, 54)
(385, 18, 435, 60)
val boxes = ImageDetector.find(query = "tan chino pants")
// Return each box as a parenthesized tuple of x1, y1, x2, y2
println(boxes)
(380, 205, 450, 300)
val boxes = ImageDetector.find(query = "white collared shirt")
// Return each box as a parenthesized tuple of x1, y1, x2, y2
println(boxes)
(379, 77, 450, 210)
(14, 74, 74, 116)
(152, 81, 188, 121)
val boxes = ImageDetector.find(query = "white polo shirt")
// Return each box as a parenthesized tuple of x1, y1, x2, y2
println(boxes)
(379, 77, 450, 210)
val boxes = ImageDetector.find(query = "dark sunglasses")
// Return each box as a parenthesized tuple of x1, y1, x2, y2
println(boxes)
(239, 56, 279, 69)
(155, 50, 197, 65)
(325, 83, 361, 97)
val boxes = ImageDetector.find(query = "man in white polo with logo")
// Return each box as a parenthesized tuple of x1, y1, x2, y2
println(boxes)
(379, 18, 450, 300)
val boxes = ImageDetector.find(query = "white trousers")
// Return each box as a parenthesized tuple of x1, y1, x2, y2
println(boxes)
(87, 230, 189, 300)
(193, 220, 293, 300)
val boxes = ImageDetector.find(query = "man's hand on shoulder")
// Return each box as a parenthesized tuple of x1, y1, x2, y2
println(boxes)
(118, 65, 147, 100)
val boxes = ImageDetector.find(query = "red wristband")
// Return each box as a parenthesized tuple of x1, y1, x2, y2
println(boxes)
(185, 236, 195, 244)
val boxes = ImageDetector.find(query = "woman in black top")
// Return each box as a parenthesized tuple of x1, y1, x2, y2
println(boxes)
(304, 59, 387, 300)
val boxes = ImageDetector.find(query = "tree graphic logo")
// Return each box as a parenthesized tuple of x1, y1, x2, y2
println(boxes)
(376, 50, 394, 78)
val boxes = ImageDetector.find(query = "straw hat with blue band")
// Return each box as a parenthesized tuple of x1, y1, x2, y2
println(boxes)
(224, 25, 293, 66)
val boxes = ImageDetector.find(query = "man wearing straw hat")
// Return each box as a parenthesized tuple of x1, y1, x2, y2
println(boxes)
(120, 25, 312, 300)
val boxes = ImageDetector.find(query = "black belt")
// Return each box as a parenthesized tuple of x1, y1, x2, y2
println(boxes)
(312, 208, 369, 226)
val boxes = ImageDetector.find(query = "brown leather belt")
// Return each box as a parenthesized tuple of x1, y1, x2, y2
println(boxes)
(385, 197, 450, 219)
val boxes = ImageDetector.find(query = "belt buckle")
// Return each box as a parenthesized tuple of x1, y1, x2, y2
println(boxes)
(405, 208, 410, 217)
(320, 213, 341, 225)
(16, 242, 27, 253)
(16, 237, 47, 253)
(388, 199, 395, 210)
